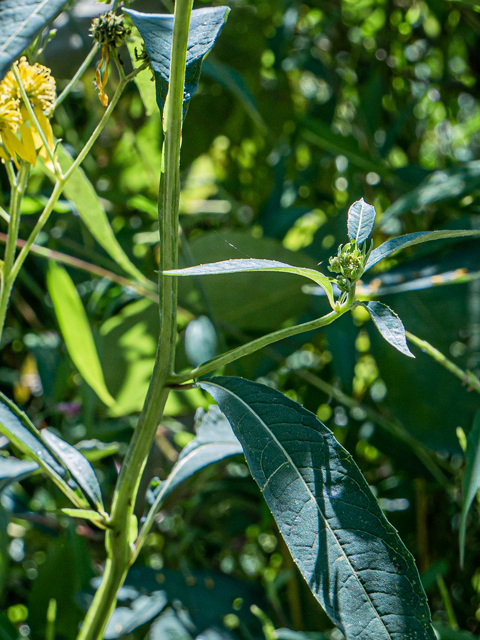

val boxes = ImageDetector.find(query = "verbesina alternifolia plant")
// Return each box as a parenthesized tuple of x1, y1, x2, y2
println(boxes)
(0, 4, 479, 640)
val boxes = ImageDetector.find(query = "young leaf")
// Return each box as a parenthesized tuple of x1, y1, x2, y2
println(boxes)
(0, 456, 38, 492)
(361, 301, 414, 358)
(61, 509, 108, 529)
(0, 0, 69, 81)
(0, 392, 86, 506)
(365, 230, 480, 271)
(51, 145, 147, 284)
(165, 259, 335, 308)
(185, 316, 218, 367)
(347, 198, 376, 245)
(125, 7, 229, 112)
(46, 261, 116, 408)
(198, 377, 435, 640)
(42, 430, 104, 511)
(459, 409, 480, 567)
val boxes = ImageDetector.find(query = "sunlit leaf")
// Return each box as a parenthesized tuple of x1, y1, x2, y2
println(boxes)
(365, 230, 480, 271)
(125, 23, 157, 116)
(199, 377, 435, 640)
(46, 261, 116, 408)
(361, 301, 414, 358)
(165, 258, 335, 308)
(347, 199, 376, 245)
(46, 145, 146, 284)
(0, 456, 38, 492)
(61, 509, 108, 529)
(125, 7, 229, 112)
(42, 429, 104, 511)
(459, 409, 480, 567)
(0, 0, 69, 81)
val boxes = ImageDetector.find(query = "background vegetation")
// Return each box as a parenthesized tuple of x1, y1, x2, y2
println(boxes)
(3, 0, 480, 638)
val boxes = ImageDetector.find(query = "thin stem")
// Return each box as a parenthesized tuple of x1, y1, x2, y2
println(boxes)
(12, 65, 59, 177)
(56, 43, 100, 107)
(75, 1, 194, 637)
(406, 331, 480, 395)
(0, 162, 30, 339)
(168, 296, 354, 385)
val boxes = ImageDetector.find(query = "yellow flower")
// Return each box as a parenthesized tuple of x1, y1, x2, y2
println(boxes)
(0, 85, 24, 165)
(0, 57, 56, 166)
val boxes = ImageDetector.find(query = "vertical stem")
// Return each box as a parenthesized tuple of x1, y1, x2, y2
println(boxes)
(0, 162, 30, 340)
(76, 1, 193, 638)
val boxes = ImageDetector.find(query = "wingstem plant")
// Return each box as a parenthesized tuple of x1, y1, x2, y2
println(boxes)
(2, 4, 480, 640)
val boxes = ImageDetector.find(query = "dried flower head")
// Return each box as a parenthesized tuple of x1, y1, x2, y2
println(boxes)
(90, 11, 131, 48)
(4, 57, 56, 116)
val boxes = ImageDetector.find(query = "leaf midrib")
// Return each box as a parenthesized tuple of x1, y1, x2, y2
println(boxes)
(208, 382, 393, 640)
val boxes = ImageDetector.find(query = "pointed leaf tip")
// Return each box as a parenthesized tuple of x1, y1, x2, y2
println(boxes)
(362, 301, 414, 357)
(347, 198, 376, 245)
(125, 7, 229, 112)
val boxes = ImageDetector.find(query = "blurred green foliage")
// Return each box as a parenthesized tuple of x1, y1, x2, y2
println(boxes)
(3, 0, 480, 638)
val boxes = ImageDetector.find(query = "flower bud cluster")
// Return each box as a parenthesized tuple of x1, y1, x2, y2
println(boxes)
(328, 242, 365, 292)
(90, 11, 131, 49)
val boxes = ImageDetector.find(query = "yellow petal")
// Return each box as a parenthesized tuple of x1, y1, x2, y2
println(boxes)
(34, 107, 53, 150)
(1, 129, 22, 166)
(18, 123, 37, 166)
(0, 143, 10, 164)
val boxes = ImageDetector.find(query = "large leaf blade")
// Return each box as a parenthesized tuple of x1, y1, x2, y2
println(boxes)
(41, 429, 104, 511)
(347, 199, 376, 245)
(0, 0, 68, 81)
(125, 7, 229, 112)
(459, 409, 480, 567)
(46, 261, 116, 407)
(199, 377, 435, 640)
(361, 301, 414, 358)
(365, 230, 480, 271)
(165, 258, 334, 307)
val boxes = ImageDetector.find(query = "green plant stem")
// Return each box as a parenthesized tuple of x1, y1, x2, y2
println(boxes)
(0, 162, 30, 339)
(56, 43, 100, 107)
(168, 291, 356, 385)
(75, 1, 194, 638)
(406, 331, 480, 394)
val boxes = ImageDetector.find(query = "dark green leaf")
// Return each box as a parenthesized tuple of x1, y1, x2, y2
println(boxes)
(199, 377, 435, 640)
(125, 7, 229, 112)
(0, 0, 68, 81)
(347, 199, 376, 245)
(166, 258, 334, 307)
(202, 58, 266, 132)
(380, 162, 480, 229)
(361, 301, 414, 358)
(459, 409, 480, 567)
(0, 456, 38, 492)
(0, 392, 67, 485)
(0, 611, 20, 640)
(185, 316, 218, 367)
(365, 230, 480, 271)
(104, 591, 167, 639)
(41, 429, 104, 511)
